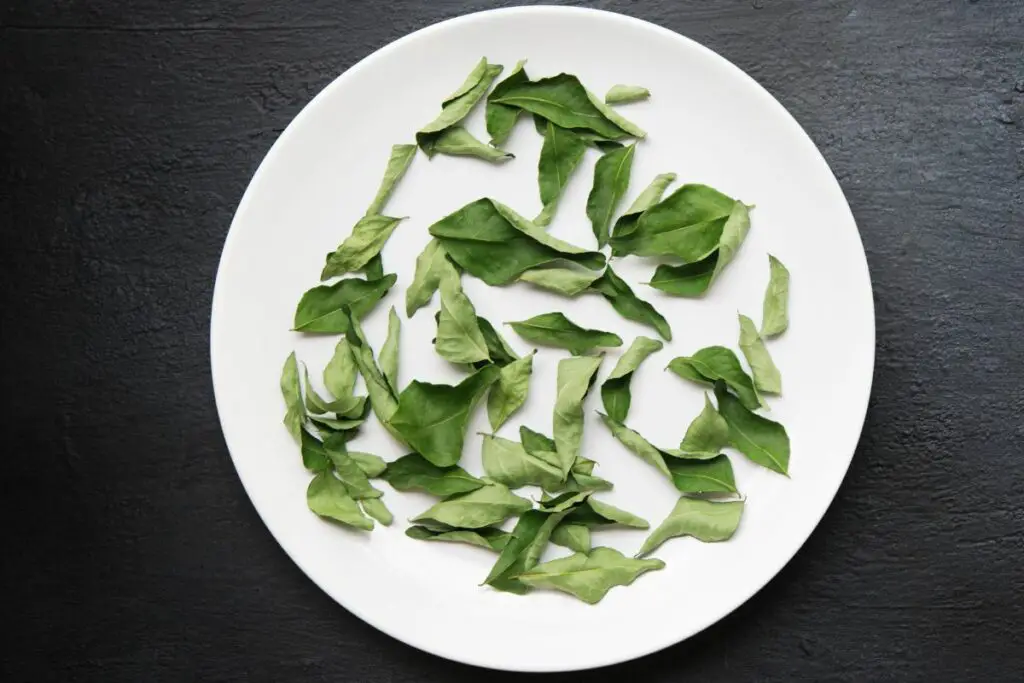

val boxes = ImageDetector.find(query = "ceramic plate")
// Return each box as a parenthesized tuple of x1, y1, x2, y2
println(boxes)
(211, 6, 873, 672)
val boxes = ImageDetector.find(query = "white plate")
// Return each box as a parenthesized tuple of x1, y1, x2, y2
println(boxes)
(211, 6, 874, 672)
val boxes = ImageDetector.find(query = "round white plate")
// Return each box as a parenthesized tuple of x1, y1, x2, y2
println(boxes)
(211, 6, 874, 672)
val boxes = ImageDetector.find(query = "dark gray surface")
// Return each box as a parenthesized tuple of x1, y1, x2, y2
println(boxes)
(2, 0, 1022, 680)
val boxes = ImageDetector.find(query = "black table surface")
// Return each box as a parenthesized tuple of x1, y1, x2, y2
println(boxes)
(3, 0, 1022, 680)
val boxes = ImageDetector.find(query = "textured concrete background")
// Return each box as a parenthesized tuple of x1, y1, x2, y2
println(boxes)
(2, 1, 1022, 680)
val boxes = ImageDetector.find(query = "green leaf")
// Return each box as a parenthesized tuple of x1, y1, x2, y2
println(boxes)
(605, 84, 650, 104)
(647, 254, 716, 297)
(485, 59, 529, 146)
(601, 336, 663, 423)
(405, 525, 510, 551)
(307, 414, 365, 438)
(322, 433, 381, 500)
(586, 143, 635, 246)
(609, 184, 738, 261)
(417, 59, 503, 154)
(293, 274, 397, 333)
(379, 307, 402, 394)
(476, 315, 520, 367)
(435, 272, 490, 364)
(481, 432, 563, 490)
(514, 546, 664, 604)
(550, 523, 591, 553)
(423, 125, 513, 164)
(345, 310, 399, 426)
(366, 143, 416, 215)
(638, 497, 744, 557)
(553, 355, 604, 475)
(304, 365, 365, 419)
(281, 352, 304, 441)
(443, 57, 491, 103)
(299, 426, 332, 472)
(405, 239, 460, 317)
(589, 266, 672, 341)
(664, 454, 737, 495)
(429, 198, 605, 285)
(484, 508, 568, 593)
(518, 265, 602, 296)
(508, 312, 622, 355)
(610, 172, 676, 240)
(761, 254, 790, 337)
(362, 254, 385, 280)
(486, 351, 535, 431)
(360, 497, 393, 526)
(738, 313, 781, 394)
(598, 412, 670, 478)
(667, 346, 763, 411)
(347, 451, 387, 478)
(520, 425, 558, 458)
(588, 90, 647, 138)
(389, 365, 500, 467)
(489, 73, 638, 140)
(565, 496, 649, 529)
(323, 338, 358, 399)
(678, 394, 730, 457)
(535, 121, 587, 226)
(306, 471, 373, 531)
(321, 215, 405, 280)
(715, 382, 790, 475)
(709, 201, 751, 282)
(381, 452, 484, 497)
(411, 482, 532, 529)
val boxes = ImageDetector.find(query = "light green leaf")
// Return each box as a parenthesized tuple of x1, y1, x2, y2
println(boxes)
(411, 482, 532, 529)
(323, 338, 358, 399)
(566, 496, 649, 529)
(345, 310, 399, 426)
(360, 497, 393, 526)
(667, 346, 763, 411)
(535, 121, 587, 226)
(303, 365, 365, 419)
(405, 525, 510, 551)
(281, 352, 304, 441)
(586, 143, 635, 246)
(481, 432, 563, 490)
(514, 546, 664, 604)
(424, 125, 513, 163)
(550, 523, 591, 553)
(381, 452, 484, 497)
(589, 266, 672, 341)
(553, 355, 604, 475)
(487, 351, 535, 431)
(485, 59, 529, 146)
(605, 84, 650, 105)
(417, 59, 503, 154)
(715, 382, 790, 475)
(322, 433, 381, 500)
(484, 508, 568, 593)
(664, 454, 737, 495)
(307, 415, 365, 438)
(321, 215, 405, 280)
(761, 254, 790, 337)
(598, 412, 671, 478)
(509, 312, 622, 355)
(601, 336, 663, 423)
(306, 471, 373, 531)
(379, 307, 401, 394)
(299, 426, 332, 472)
(366, 143, 416, 216)
(638, 497, 744, 557)
(347, 451, 387, 478)
(678, 394, 730, 457)
(389, 365, 500, 467)
(405, 239, 460, 317)
(435, 273, 490, 364)
(443, 57, 490, 103)
(738, 313, 781, 394)
(518, 265, 602, 296)
(588, 90, 647, 138)
(610, 172, 677, 244)
(293, 274, 397, 334)
(709, 201, 750, 283)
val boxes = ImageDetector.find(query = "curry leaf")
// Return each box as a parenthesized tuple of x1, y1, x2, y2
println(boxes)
(435, 272, 490, 364)
(423, 125, 514, 163)
(345, 310, 399, 426)
(299, 426, 332, 472)
(381, 453, 484, 497)
(715, 382, 790, 475)
(664, 454, 737, 495)
(514, 546, 664, 604)
(304, 366, 366, 419)
(610, 172, 677, 243)
(738, 313, 781, 394)
(405, 239, 460, 317)
(484, 508, 568, 593)
(281, 352, 304, 441)
(535, 121, 587, 226)
(481, 432, 563, 490)
(389, 365, 500, 467)
(761, 254, 790, 337)
(320, 215, 405, 280)
(553, 355, 604, 475)
(308, 414, 365, 438)
(476, 315, 520, 367)
(589, 266, 672, 341)
(406, 525, 510, 551)
(322, 433, 381, 500)
(417, 59, 503, 154)
(508, 312, 622, 355)
(366, 143, 416, 215)
(637, 497, 744, 557)
(360, 497, 393, 526)
(589, 91, 647, 138)
(518, 265, 602, 296)
(550, 523, 591, 553)
(348, 451, 387, 478)
(587, 143, 635, 246)
(601, 336, 663, 423)
(667, 346, 763, 411)
(565, 496, 649, 529)
(487, 351, 535, 431)
(306, 471, 374, 531)
(323, 339, 358, 399)
(485, 59, 529, 146)
(678, 394, 730, 457)
(605, 84, 650, 104)
(362, 254, 385, 280)
(379, 307, 402, 394)
(598, 412, 671, 478)
(709, 201, 751, 282)
(293, 274, 397, 334)
(411, 482, 532, 529)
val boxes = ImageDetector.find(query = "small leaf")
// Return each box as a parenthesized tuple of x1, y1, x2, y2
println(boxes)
(586, 143, 635, 246)
(379, 307, 401, 394)
(476, 315, 520, 367)
(306, 472, 373, 531)
(761, 254, 790, 337)
(667, 346, 763, 411)
(417, 59, 503, 154)
(321, 216, 405, 280)
(345, 310, 399, 427)
(508, 312, 622, 355)
(323, 339, 358, 399)
(347, 451, 387, 478)
(411, 482, 532, 529)
(610, 172, 677, 244)
(281, 352, 304, 441)
(381, 453, 484, 497)
(709, 202, 751, 284)
(566, 496, 649, 529)
(481, 432, 563, 490)
(598, 412, 671, 478)
(647, 255, 716, 297)
(738, 313, 781, 394)
(406, 525, 510, 551)
(299, 426, 332, 472)
(518, 265, 602, 296)
(406, 239, 460, 317)
(588, 90, 647, 138)
(638, 497, 744, 557)
(487, 352, 535, 431)
(362, 254, 385, 280)
(550, 523, 591, 553)
(423, 125, 513, 163)
(322, 434, 381, 500)
(605, 84, 650, 104)
(485, 59, 529, 146)
(715, 383, 790, 475)
(514, 546, 664, 604)
(664, 454, 737, 495)
(434, 272, 490, 364)
(360, 497, 393, 526)
(589, 266, 672, 340)
(484, 508, 567, 593)
(678, 394, 730, 457)
(535, 121, 587, 226)
(553, 355, 604, 475)
(366, 143, 416, 215)
(294, 274, 397, 333)
(520, 425, 558, 458)
(601, 336, 663, 423)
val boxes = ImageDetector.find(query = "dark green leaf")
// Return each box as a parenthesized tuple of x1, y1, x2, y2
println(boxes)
(738, 313, 781, 394)
(476, 315, 520, 367)
(564, 496, 649, 529)
(715, 382, 790, 475)
(366, 143, 416, 215)
(761, 254, 790, 337)
(601, 336, 663, 423)
(508, 312, 622, 355)
(513, 546, 664, 604)
(604, 84, 650, 104)
(535, 121, 587, 226)
(664, 454, 737, 495)
(589, 266, 672, 340)
(321, 215, 405, 279)
(647, 254, 716, 297)
(299, 426, 332, 472)
(610, 172, 676, 243)
(411, 482, 532, 529)
(587, 143, 635, 246)
(485, 59, 529, 146)
(668, 346, 763, 411)
(293, 274, 397, 333)
(306, 471, 373, 531)
(484, 508, 567, 593)
(638, 497, 743, 557)
(381, 452, 484, 497)
(406, 525, 510, 551)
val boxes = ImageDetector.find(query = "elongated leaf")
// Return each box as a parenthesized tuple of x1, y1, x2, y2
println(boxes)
(406, 525, 510, 551)
(638, 497, 743, 557)
(443, 57, 490, 103)
(363, 254, 385, 280)
(424, 125, 513, 163)
(601, 336, 663, 423)
(490, 74, 636, 140)
(306, 472, 373, 531)
(322, 433, 381, 499)
(411, 482, 532, 529)
(520, 425, 558, 458)
(406, 239, 459, 317)
(366, 143, 416, 215)
(304, 366, 365, 419)
(738, 313, 781, 394)
(299, 426, 332, 472)
(553, 355, 604, 475)
(389, 365, 500, 467)
(485, 59, 529, 145)
(709, 201, 751, 283)
(321, 215, 404, 280)
(715, 382, 790, 474)
(417, 59, 503, 153)
(668, 346, 763, 411)
(598, 412, 670, 478)
(348, 451, 387, 478)
(323, 338, 358, 399)
(565, 497, 649, 529)
(605, 84, 650, 104)
(435, 273, 490, 364)
(551, 523, 591, 553)
(509, 312, 622, 355)
(293, 274, 397, 334)
(360, 497, 393, 526)
(647, 254, 716, 297)
(761, 254, 790, 337)
(664, 454, 737, 495)
(535, 121, 587, 226)
(678, 394, 730, 456)
(610, 172, 677, 243)
(587, 143, 635, 246)
(281, 352, 304, 441)
(481, 432, 563, 490)
(429, 198, 605, 285)
(589, 266, 672, 341)
(515, 546, 664, 604)
(588, 91, 647, 138)
(484, 508, 568, 594)
(382, 452, 484, 497)
(487, 351, 535, 431)
(518, 265, 602, 296)
(476, 315, 520, 367)
(308, 414, 365, 438)
(345, 310, 399, 425)
(379, 307, 401, 394)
